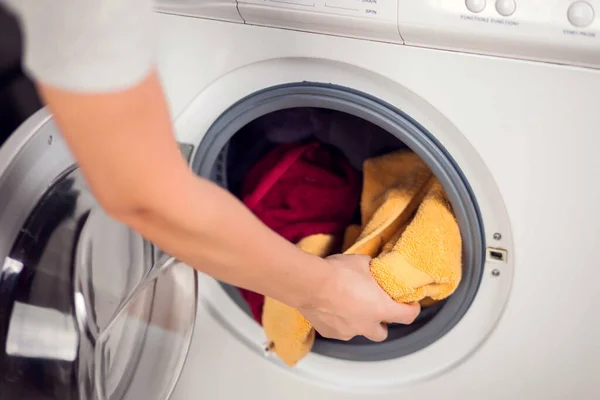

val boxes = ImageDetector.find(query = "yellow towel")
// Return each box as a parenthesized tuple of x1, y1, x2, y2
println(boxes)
(262, 150, 462, 366)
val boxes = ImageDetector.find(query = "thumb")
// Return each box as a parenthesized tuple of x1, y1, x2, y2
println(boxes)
(381, 301, 421, 325)
(363, 323, 388, 342)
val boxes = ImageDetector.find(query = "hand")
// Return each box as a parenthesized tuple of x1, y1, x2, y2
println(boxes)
(298, 254, 421, 342)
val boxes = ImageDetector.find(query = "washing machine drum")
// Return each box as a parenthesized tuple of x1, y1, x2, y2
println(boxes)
(0, 111, 198, 400)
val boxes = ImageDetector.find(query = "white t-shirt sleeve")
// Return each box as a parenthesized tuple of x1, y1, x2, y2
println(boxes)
(4, 0, 155, 92)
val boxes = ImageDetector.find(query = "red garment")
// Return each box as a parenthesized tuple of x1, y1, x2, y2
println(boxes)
(238, 142, 361, 323)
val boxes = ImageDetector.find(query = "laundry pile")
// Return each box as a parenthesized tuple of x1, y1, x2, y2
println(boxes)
(238, 141, 361, 322)
(232, 109, 463, 367)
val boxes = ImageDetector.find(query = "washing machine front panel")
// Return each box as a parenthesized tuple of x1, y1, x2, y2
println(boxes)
(170, 55, 514, 392)
(157, 14, 600, 398)
(0, 10, 595, 400)
(0, 110, 199, 400)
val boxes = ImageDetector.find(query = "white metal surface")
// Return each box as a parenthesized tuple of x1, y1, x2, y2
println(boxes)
(237, 0, 399, 41)
(151, 12, 600, 399)
(166, 56, 514, 391)
(154, 0, 244, 22)
(155, 0, 600, 68)
(397, 0, 600, 69)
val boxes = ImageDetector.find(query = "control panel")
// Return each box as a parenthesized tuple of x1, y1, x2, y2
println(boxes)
(239, 0, 396, 20)
(398, 0, 600, 68)
(156, 0, 600, 69)
(237, 0, 402, 42)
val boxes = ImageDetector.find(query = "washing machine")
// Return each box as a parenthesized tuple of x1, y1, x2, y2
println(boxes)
(1, 0, 600, 399)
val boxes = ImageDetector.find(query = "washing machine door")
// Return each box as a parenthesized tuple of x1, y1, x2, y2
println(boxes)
(0, 109, 198, 400)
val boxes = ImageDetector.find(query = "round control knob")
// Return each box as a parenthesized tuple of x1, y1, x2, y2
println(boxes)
(466, 0, 486, 13)
(568, 1, 595, 28)
(496, 0, 516, 16)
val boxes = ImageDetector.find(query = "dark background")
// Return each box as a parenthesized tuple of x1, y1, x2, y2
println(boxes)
(0, 5, 43, 146)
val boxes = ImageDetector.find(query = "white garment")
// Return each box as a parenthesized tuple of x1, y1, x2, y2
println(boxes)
(2, 0, 155, 92)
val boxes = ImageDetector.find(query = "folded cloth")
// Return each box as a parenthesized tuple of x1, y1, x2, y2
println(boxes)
(262, 150, 462, 366)
(238, 142, 361, 323)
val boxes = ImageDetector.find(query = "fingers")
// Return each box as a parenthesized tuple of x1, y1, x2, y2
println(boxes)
(316, 324, 388, 342)
(363, 322, 388, 342)
(317, 327, 355, 342)
(381, 301, 421, 325)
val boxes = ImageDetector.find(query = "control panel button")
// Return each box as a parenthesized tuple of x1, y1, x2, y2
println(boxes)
(465, 0, 486, 13)
(568, 1, 595, 27)
(495, 0, 516, 16)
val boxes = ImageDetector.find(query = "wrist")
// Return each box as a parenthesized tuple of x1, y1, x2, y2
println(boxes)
(281, 253, 332, 310)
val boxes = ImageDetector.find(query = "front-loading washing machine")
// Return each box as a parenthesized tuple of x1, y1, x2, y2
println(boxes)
(1, 0, 600, 399)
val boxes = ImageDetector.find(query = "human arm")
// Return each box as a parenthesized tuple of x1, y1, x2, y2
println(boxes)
(7, 0, 419, 342)
(37, 72, 419, 341)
